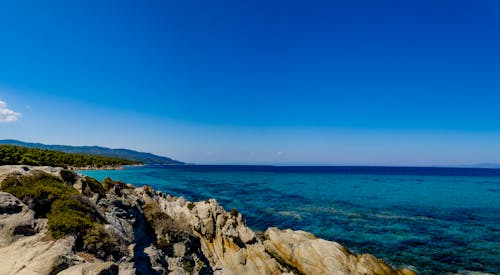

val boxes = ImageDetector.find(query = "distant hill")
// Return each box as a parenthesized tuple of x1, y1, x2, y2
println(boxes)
(0, 139, 183, 165)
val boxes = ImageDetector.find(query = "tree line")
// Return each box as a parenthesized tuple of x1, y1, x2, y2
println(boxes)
(0, 145, 140, 168)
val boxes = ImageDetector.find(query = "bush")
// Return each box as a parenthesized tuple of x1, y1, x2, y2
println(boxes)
(1, 171, 101, 239)
(60, 169, 78, 184)
(84, 176, 106, 197)
(47, 198, 94, 239)
(83, 225, 123, 260)
(1, 172, 78, 216)
(101, 177, 115, 191)
(143, 202, 192, 250)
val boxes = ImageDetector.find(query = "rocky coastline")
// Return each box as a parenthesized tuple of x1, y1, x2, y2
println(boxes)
(0, 165, 416, 274)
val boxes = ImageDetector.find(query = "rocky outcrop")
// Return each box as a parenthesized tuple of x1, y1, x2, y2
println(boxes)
(0, 192, 74, 274)
(0, 165, 417, 274)
(149, 193, 286, 274)
(263, 228, 414, 275)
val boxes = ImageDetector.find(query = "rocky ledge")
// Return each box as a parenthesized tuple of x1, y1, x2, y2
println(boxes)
(0, 165, 415, 275)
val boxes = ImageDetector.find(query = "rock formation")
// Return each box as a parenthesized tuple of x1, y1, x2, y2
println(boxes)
(0, 165, 416, 274)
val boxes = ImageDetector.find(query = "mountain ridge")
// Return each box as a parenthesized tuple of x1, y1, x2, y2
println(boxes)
(0, 139, 183, 165)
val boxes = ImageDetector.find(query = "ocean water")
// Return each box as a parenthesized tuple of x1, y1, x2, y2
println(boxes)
(81, 165, 500, 274)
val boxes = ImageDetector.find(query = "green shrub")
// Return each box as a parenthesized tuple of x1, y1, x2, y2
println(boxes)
(83, 225, 123, 260)
(1, 172, 100, 239)
(84, 176, 106, 197)
(1, 172, 78, 216)
(144, 202, 172, 235)
(101, 177, 115, 191)
(60, 169, 78, 184)
(143, 202, 192, 248)
(0, 174, 21, 189)
(47, 198, 94, 239)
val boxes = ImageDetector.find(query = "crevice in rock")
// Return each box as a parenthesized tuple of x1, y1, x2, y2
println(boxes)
(13, 223, 37, 236)
(132, 207, 156, 274)
(264, 248, 304, 275)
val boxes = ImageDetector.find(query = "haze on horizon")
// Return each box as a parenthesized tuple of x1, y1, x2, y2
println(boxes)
(1, 1, 499, 166)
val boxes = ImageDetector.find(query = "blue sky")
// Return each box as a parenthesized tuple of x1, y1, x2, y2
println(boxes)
(1, 0, 500, 165)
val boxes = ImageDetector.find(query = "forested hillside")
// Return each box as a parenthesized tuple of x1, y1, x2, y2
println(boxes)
(0, 140, 183, 165)
(0, 145, 139, 168)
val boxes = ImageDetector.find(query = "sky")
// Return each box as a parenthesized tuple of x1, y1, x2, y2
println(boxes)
(1, 0, 500, 166)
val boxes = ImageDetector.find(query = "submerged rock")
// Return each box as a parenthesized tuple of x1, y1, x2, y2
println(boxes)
(0, 165, 418, 274)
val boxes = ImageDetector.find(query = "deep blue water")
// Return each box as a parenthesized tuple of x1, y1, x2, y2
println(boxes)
(81, 165, 500, 274)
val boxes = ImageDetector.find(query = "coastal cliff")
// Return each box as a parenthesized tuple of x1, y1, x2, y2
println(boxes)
(0, 165, 415, 275)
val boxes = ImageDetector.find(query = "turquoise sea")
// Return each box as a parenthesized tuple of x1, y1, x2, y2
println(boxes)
(81, 165, 500, 274)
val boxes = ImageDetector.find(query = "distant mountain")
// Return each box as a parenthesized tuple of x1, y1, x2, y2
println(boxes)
(0, 139, 183, 165)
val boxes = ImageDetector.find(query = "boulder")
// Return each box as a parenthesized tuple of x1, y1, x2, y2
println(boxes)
(263, 227, 416, 275)
(0, 192, 37, 247)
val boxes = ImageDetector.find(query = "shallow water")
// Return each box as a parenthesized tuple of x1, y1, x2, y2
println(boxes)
(81, 165, 500, 274)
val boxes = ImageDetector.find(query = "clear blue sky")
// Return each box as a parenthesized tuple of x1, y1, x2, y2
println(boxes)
(1, 0, 499, 166)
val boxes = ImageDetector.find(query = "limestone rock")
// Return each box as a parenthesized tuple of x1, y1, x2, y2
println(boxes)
(0, 227, 75, 275)
(57, 262, 119, 275)
(154, 195, 286, 274)
(263, 227, 416, 275)
(0, 191, 75, 275)
(0, 192, 37, 247)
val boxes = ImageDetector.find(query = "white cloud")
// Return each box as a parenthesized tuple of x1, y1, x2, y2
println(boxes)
(0, 100, 21, 123)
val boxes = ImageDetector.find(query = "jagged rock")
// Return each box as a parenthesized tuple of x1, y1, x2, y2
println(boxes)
(0, 192, 38, 246)
(0, 192, 23, 214)
(154, 195, 286, 274)
(0, 191, 75, 274)
(144, 245, 168, 274)
(0, 225, 75, 275)
(263, 227, 416, 275)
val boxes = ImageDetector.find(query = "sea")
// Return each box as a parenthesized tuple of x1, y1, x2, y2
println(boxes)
(80, 165, 500, 274)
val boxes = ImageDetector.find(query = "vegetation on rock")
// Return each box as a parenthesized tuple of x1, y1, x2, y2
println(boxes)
(47, 198, 95, 239)
(83, 176, 106, 198)
(0, 171, 100, 240)
(1, 171, 79, 216)
(83, 225, 123, 260)
(143, 201, 192, 255)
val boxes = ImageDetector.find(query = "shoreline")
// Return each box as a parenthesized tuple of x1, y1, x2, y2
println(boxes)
(0, 165, 417, 274)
